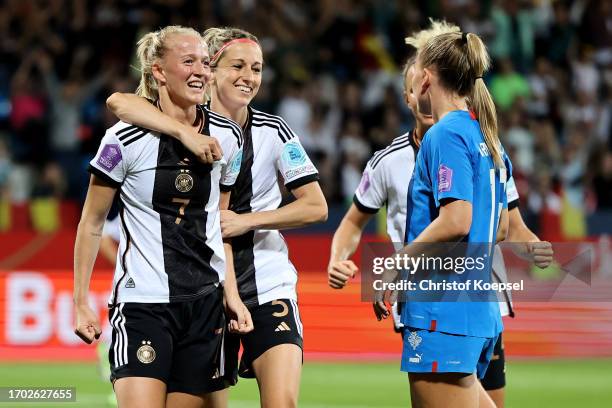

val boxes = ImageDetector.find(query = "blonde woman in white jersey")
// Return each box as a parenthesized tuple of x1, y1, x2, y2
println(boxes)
(74, 26, 253, 408)
(106, 27, 327, 408)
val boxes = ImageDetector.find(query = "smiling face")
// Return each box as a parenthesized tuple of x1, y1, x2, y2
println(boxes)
(211, 41, 263, 110)
(153, 33, 211, 106)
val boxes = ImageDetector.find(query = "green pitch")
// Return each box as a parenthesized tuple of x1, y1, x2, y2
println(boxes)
(0, 360, 610, 407)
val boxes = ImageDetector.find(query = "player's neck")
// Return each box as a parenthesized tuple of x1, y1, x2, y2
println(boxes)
(158, 91, 197, 127)
(210, 98, 249, 128)
(430, 88, 468, 122)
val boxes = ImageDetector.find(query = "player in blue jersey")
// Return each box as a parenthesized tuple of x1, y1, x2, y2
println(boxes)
(374, 31, 508, 407)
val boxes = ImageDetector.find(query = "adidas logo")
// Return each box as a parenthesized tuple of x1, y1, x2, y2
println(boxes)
(275, 322, 291, 332)
(125, 278, 135, 288)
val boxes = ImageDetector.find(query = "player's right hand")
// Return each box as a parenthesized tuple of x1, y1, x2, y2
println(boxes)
(328, 260, 358, 289)
(74, 304, 102, 344)
(528, 241, 554, 269)
(180, 130, 223, 164)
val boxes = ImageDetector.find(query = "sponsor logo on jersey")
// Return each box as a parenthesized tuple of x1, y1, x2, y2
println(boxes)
(407, 331, 422, 350)
(282, 141, 307, 168)
(175, 171, 194, 193)
(409, 353, 422, 363)
(97, 144, 122, 171)
(438, 164, 453, 193)
(124, 278, 135, 288)
(275, 322, 291, 332)
(137, 340, 156, 364)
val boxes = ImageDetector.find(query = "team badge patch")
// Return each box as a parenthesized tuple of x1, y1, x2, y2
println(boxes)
(137, 340, 156, 364)
(438, 164, 453, 193)
(282, 141, 307, 168)
(358, 171, 371, 195)
(175, 171, 193, 193)
(97, 144, 122, 171)
(407, 331, 422, 350)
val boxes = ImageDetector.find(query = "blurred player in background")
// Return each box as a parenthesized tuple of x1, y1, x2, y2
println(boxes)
(74, 25, 252, 408)
(107, 26, 327, 408)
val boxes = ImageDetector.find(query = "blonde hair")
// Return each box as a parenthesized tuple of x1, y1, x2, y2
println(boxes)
(418, 31, 503, 168)
(202, 27, 261, 68)
(405, 19, 460, 50)
(135, 25, 203, 100)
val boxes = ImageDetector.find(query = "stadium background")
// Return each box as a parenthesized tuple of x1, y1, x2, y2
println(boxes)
(0, 0, 611, 406)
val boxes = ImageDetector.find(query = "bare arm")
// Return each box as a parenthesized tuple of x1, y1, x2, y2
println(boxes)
(106, 92, 221, 163)
(221, 181, 328, 238)
(327, 204, 373, 289)
(73, 176, 117, 343)
(374, 199, 472, 319)
(98, 236, 118, 266)
(507, 206, 553, 268)
(496, 208, 509, 243)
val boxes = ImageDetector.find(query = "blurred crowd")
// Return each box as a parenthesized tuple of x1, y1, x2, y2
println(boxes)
(0, 0, 610, 234)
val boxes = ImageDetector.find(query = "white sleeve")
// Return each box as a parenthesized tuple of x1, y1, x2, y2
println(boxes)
(506, 175, 520, 207)
(275, 123, 319, 190)
(102, 216, 121, 242)
(221, 142, 242, 190)
(88, 130, 128, 186)
(353, 159, 386, 213)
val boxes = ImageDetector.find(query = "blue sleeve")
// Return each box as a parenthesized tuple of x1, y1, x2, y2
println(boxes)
(429, 129, 474, 207)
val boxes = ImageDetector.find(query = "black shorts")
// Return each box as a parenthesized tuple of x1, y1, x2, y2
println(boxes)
(223, 299, 304, 383)
(108, 288, 226, 395)
(480, 331, 506, 390)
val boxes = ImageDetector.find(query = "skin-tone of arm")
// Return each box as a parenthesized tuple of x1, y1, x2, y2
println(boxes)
(327, 204, 372, 289)
(373, 199, 472, 320)
(98, 236, 118, 266)
(220, 181, 328, 238)
(506, 206, 553, 268)
(496, 208, 509, 243)
(219, 191, 253, 333)
(73, 176, 117, 343)
(106, 92, 222, 163)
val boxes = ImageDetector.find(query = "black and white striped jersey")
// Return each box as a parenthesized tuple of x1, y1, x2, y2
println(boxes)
(88, 106, 243, 305)
(353, 131, 418, 247)
(229, 106, 319, 307)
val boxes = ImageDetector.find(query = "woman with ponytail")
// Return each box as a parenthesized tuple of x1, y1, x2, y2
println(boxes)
(373, 31, 509, 407)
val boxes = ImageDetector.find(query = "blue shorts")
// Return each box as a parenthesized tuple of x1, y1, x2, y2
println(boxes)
(401, 327, 498, 379)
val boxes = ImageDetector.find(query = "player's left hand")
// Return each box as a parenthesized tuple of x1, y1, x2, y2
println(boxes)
(528, 241, 554, 268)
(221, 210, 251, 238)
(225, 293, 254, 334)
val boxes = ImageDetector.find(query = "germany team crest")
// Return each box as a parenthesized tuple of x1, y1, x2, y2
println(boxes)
(137, 340, 156, 364)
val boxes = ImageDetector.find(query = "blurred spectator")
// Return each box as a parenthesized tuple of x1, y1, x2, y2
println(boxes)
(490, 0, 536, 72)
(0, 0, 609, 235)
(592, 150, 612, 210)
(490, 59, 531, 111)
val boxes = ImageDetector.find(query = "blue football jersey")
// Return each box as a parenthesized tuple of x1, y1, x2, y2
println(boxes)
(402, 110, 507, 338)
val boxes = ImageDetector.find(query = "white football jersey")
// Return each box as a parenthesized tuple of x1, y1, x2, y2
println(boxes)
(89, 106, 243, 305)
(229, 107, 319, 307)
(353, 131, 418, 247)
